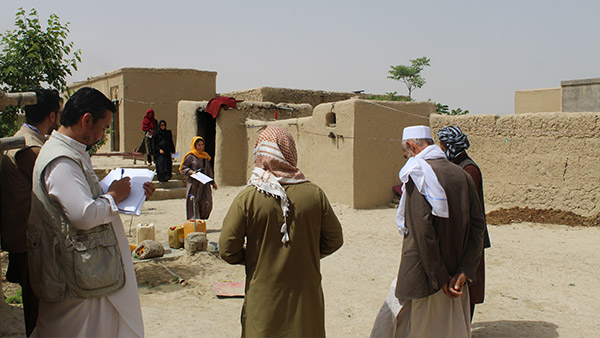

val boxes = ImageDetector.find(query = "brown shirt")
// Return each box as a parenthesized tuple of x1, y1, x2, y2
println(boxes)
(1, 125, 46, 253)
(395, 158, 485, 300)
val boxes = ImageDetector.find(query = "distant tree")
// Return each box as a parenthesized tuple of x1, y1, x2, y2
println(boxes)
(0, 7, 81, 137)
(387, 56, 431, 100)
(435, 102, 469, 115)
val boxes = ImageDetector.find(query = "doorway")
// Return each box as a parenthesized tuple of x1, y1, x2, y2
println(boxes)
(110, 86, 120, 152)
(195, 108, 216, 168)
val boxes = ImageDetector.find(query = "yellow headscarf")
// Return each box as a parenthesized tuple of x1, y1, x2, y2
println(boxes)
(179, 136, 211, 172)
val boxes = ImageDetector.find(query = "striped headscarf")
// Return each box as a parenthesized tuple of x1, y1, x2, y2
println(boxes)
(437, 126, 470, 161)
(248, 126, 307, 243)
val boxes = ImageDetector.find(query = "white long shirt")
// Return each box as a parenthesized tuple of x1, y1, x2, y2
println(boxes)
(32, 131, 144, 338)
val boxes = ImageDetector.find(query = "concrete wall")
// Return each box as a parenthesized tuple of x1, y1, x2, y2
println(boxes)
(561, 78, 600, 112)
(430, 112, 600, 217)
(514, 87, 562, 114)
(70, 68, 216, 153)
(221, 86, 370, 109)
(178, 98, 434, 208)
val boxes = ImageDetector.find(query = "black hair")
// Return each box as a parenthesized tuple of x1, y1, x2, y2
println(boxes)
(60, 87, 116, 127)
(24, 88, 61, 125)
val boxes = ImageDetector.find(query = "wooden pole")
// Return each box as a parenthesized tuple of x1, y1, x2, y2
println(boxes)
(0, 89, 37, 110)
(0, 136, 26, 152)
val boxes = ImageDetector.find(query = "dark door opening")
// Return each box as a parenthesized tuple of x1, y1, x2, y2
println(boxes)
(195, 108, 216, 168)
(110, 86, 120, 152)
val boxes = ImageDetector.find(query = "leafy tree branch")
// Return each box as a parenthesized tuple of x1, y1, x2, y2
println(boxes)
(0, 7, 81, 136)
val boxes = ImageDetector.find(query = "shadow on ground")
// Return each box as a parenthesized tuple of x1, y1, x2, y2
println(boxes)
(472, 320, 558, 338)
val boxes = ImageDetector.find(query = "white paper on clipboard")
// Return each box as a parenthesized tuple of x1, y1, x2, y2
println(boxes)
(99, 168, 155, 216)
(191, 171, 213, 184)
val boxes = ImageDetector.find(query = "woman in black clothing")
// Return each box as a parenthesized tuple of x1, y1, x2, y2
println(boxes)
(153, 120, 175, 183)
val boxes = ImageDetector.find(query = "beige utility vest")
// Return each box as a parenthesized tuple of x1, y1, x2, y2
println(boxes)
(27, 133, 125, 301)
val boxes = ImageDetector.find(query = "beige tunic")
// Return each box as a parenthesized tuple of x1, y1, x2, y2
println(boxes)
(220, 182, 343, 337)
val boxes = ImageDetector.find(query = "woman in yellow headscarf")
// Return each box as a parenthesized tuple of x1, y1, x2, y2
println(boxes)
(179, 136, 218, 220)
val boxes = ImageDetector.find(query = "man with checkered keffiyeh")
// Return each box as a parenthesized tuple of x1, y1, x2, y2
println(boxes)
(219, 126, 344, 337)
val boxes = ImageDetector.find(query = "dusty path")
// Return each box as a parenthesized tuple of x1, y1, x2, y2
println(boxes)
(137, 187, 600, 338)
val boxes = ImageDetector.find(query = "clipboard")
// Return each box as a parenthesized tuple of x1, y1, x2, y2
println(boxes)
(99, 168, 155, 215)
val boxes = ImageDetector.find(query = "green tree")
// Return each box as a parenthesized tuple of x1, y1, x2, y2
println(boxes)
(435, 102, 469, 115)
(0, 7, 81, 137)
(387, 56, 431, 100)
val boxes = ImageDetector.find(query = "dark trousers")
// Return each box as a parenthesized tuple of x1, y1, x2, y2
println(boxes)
(6, 252, 39, 337)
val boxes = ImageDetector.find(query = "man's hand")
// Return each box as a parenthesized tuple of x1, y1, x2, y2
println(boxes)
(107, 177, 131, 204)
(442, 272, 467, 299)
(143, 181, 156, 199)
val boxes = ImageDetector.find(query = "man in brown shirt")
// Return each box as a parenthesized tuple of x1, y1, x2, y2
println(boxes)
(1, 88, 60, 336)
(371, 125, 485, 337)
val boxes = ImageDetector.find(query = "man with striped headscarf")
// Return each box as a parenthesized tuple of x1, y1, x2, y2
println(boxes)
(438, 125, 491, 322)
(219, 126, 343, 337)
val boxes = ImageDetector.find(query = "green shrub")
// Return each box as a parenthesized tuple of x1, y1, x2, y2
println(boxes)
(5, 288, 23, 304)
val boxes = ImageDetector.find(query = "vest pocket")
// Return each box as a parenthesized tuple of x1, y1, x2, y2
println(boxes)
(27, 229, 66, 301)
(70, 225, 124, 291)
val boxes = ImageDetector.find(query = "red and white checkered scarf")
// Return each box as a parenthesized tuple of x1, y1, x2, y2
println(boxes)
(249, 126, 307, 243)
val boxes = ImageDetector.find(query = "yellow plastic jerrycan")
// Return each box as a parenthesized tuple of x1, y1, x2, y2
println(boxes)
(183, 219, 206, 239)
(168, 225, 184, 249)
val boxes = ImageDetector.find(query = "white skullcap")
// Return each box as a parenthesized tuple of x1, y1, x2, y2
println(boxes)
(402, 125, 432, 140)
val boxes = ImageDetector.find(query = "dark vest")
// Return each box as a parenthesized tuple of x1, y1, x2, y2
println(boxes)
(454, 152, 491, 248)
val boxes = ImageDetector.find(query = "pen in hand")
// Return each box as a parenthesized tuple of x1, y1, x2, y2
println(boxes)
(120, 168, 125, 179)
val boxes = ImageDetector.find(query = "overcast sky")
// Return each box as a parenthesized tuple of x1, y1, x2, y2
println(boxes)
(1, 0, 599, 115)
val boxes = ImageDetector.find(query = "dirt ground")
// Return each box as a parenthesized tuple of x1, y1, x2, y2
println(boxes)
(2, 183, 600, 337)
(487, 207, 600, 227)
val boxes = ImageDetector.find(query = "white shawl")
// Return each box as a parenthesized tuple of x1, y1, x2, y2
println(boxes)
(395, 145, 449, 235)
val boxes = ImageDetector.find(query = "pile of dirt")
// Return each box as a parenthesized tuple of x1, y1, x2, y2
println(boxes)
(486, 207, 600, 227)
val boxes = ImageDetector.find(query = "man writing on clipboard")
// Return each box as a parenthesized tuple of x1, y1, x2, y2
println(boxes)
(27, 87, 155, 337)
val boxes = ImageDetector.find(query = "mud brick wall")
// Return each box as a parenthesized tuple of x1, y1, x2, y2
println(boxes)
(431, 112, 600, 217)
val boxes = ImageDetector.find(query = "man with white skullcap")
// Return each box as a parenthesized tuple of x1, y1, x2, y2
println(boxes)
(371, 125, 485, 337)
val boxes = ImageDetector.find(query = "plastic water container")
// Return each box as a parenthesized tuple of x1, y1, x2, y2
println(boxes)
(183, 219, 206, 239)
(168, 225, 184, 249)
(136, 223, 155, 244)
